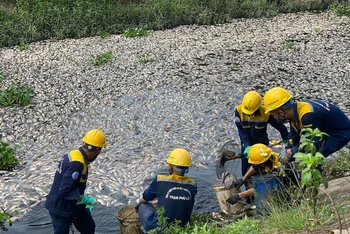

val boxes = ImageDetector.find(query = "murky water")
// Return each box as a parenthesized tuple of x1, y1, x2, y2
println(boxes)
(2, 85, 284, 234)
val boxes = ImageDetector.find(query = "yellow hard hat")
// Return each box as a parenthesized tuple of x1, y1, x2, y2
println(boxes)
(82, 129, 106, 148)
(263, 87, 292, 113)
(248, 144, 272, 164)
(166, 148, 191, 167)
(241, 91, 262, 115)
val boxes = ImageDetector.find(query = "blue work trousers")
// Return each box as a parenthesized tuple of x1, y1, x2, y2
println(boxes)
(138, 203, 158, 232)
(49, 208, 95, 234)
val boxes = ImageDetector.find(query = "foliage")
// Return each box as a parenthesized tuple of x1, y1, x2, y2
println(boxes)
(123, 26, 149, 38)
(90, 51, 113, 66)
(19, 42, 28, 50)
(97, 31, 111, 39)
(264, 200, 338, 232)
(313, 28, 321, 33)
(0, 206, 14, 232)
(148, 207, 262, 234)
(0, 85, 34, 106)
(323, 148, 350, 180)
(329, 3, 350, 17)
(282, 40, 294, 49)
(0, 0, 346, 47)
(221, 215, 261, 233)
(294, 128, 328, 217)
(137, 53, 153, 63)
(148, 207, 220, 234)
(0, 139, 19, 171)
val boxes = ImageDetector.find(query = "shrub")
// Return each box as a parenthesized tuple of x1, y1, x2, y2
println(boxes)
(0, 85, 35, 106)
(0, 206, 13, 232)
(90, 51, 113, 66)
(0, 139, 19, 171)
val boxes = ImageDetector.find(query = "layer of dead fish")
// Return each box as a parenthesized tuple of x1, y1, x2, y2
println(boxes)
(0, 12, 349, 219)
(0, 87, 245, 218)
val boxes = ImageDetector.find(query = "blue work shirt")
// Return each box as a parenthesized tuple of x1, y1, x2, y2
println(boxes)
(288, 100, 350, 156)
(45, 147, 89, 218)
(142, 174, 197, 226)
(235, 105, 289, 151)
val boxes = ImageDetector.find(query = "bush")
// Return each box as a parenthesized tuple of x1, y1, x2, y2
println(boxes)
(0, 139, 19, 171)
(0, 85, 34, 106)
(0, 0, 347, 47)
(323, 147, 350, 180)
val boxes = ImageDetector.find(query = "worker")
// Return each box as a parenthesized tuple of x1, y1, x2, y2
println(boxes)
(136, 148, 198, 233)
(226, 143, 296, 205)
(234, 91, 289, 184)
(45, 129, 107, 234)
(263, 87, 350, 165)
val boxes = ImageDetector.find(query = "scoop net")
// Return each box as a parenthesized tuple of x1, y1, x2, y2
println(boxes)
(215, 140, 242, 186)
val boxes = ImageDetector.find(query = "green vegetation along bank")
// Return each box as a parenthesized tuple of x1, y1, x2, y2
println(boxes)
(0, 0, 350, 47)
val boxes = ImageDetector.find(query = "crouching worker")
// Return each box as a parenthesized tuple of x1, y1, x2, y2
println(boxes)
(226, 143, 298, 206)
(136, 148, 198, 233)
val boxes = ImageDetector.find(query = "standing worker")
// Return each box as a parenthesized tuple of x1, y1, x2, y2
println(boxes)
(263, 87, 350, 164)
(136, 148, 198, 233)
(45, 129, 107, 234)
(234, 91, 289, 178)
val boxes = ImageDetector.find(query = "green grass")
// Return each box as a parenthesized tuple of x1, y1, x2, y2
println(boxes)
(137, 53, 153, 63)
(123, 26, 149, 38)
(0, 85, 35, 106)
(19, 42, 28, 50)
(329, 3, 350, 16)
(0, 0, 348, 47)
(97, 31, 111, 39)
(323, 147, 350, 180)
(90, 51, 113, 66)
(282, 40, 294, 49)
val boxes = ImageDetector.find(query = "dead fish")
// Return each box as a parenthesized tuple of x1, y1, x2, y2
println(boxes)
(222, 172, 235, 189)
(192, 161, 208, 169)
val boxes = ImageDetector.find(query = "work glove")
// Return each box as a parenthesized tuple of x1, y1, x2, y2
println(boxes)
(85, 204, 95, 212)
(278, 150, 292, 164)
(226, 193, 241, 205)
(233, 178, 245, 189)
(77, 195, 96, 211)
(244, 146, 251, 159)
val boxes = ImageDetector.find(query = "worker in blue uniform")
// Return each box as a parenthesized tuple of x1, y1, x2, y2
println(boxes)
(263, 87, 350, 164)
(136, 148, 198, 233)
(45, 129, 106, 234)
(234, 91, 289, 177)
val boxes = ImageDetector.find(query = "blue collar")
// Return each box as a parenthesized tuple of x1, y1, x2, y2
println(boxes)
(79, 147, 90, 164)
(292, 102, 299, 122)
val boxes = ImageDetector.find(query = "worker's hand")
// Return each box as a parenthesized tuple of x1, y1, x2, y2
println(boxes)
(135, 202, 141, 213)
(85, 204, 95, 212)
(233, 178, 245, 189)
(226, 193, 241, 205)
(278, 150, 292, 164)
(244, 146, 251, 159)
(77, 195, 96, 205)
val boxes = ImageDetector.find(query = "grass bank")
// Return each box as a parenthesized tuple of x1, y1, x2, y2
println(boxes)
(0, 0, 349, 47)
